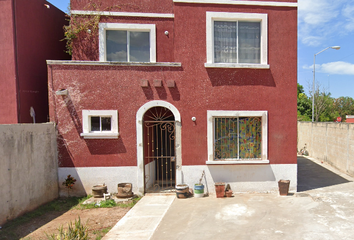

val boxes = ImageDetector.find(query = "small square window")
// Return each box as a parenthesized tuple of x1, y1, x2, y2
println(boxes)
(81, 110, 119, 139)
(90, 116, 112, 132)
(99, 23, 156, 62)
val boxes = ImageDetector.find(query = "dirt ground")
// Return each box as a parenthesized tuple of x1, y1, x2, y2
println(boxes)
(23, 207, 128, 239)
(0, 201, 131, 240)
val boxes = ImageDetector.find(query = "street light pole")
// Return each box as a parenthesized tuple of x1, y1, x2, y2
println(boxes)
(312, 46, 340, 122)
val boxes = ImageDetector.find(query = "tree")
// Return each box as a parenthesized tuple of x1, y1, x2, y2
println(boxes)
(333, 97, 354, 121)
(308, 82, 333, 122)
(297, 83, 311, 121)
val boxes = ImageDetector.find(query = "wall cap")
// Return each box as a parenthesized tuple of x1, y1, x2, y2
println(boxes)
(47, 60, 182, 67)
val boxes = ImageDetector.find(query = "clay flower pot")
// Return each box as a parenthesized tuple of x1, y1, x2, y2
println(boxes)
(215, 182, 225, 198)
(278, 180, 290, 196)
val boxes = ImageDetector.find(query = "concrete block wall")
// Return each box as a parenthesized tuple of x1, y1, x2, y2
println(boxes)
(0, 123, 58, 225)
(298, 122, 354, 177)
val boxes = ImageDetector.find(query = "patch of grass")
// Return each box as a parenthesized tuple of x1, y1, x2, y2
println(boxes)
(117, 196, 142, 208)
(92, 227, 112, 240)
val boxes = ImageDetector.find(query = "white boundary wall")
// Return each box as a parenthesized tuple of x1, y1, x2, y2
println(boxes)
(0, 123, 58, 225)
(298, 122, 354, 177)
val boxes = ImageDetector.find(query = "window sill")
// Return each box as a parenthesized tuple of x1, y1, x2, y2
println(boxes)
(47, 60, 182, 67)
(204, 63, 270, 69)
(206, 160, 270, 165)
(80, 132, 119, 139)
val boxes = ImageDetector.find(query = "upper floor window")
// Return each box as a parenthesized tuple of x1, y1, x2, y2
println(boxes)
(99, 23, 156, 62)
(205, 12, 269, 69)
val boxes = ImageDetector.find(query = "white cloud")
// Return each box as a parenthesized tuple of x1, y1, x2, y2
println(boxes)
(298, 0, 354, 46)
(303, 61, 354, 75)
(343, 5, 354, 31)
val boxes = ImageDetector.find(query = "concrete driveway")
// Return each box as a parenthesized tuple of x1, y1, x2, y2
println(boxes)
(105, 156, 354, 240)
(151, 156, 354, 240)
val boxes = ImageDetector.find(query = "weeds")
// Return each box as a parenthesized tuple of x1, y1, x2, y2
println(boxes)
(46, 218, 88, 240)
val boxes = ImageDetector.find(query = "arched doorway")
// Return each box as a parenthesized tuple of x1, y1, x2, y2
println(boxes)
(144, 107, 176, 192)
(136, 100, 183, 194)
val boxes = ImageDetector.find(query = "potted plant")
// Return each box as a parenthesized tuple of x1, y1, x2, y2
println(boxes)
(62, 175, 76, 197)
(194, 171, 205, 198)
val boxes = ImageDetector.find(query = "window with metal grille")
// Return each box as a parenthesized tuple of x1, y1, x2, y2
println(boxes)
(207, 110, 268, 163)
(214, 117, 262, 160)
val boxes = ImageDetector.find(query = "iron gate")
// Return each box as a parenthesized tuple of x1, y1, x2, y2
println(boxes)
(144, 120, 176, 192)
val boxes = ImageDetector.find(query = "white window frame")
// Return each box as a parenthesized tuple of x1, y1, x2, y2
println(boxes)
(207, 110, 268, 164)
(80, 110, 119, 139)
(205, 12, 269, 69)
(99, 23, 156, 62)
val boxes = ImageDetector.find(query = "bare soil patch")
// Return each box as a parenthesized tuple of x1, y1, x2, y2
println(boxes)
(0, 197, 136, 240)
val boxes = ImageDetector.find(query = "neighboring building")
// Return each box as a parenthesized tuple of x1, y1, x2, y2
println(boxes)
(346, 116, 354, 123)
(48, 0, 298, 196)
(0, 0, 69, 124)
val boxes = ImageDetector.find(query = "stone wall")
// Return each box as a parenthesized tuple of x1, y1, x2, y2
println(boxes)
(298, 122, 354, 177)
(0, 123, 58, 225)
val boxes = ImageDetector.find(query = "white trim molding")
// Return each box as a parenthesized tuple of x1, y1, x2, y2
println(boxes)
(99, 23, 156, 62)
(136, 101, 182, 195)
(47, 60, 181, 67)
(206, 12, 268, 68)
(80, 110, 119, 139)
(173, 0, 297, 7)
(207, 110, 268, 163)
(71, 10, 174, 18)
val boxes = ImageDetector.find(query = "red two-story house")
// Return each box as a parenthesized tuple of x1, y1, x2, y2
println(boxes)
(48, 0, 298, 196)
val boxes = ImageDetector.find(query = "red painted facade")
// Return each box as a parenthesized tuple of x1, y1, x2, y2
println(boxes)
(0, 0, 69, 124)
(48, 0, 297, 169)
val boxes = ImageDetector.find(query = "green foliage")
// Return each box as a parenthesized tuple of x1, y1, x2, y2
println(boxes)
(93, 227, 112, 240)
(297, 83, 354, 122)
(297, 92, 311, 121)
(46, 218, 88, 240)
(333, 97, 354, 120)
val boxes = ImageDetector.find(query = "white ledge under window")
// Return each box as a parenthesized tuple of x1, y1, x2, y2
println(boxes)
(46, 60, 182, 67)
(204, 63, 270, 69)
(80, 132, 119, 139)
(206, 160, 270, 165)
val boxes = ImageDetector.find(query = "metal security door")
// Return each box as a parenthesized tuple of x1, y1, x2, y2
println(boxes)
(144, 107, 176, 193)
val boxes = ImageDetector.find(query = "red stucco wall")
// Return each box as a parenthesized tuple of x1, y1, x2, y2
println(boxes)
(15, 0, 70, 123)
(71, 0, 174, 13)
(49, 0, 297, 167)
(0, 0, 18, 124)
(0, 0, 69, 124)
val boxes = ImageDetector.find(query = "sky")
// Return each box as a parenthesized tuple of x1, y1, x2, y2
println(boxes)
(47, 0, 354, 99)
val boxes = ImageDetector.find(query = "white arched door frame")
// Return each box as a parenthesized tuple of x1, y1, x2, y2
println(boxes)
(136, 100, 182, 194)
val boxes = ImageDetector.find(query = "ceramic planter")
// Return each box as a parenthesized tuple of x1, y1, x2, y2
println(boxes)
(176, 184, 189, 198)
(278, 180, 290, 196)
(215, 182, 225, 198)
